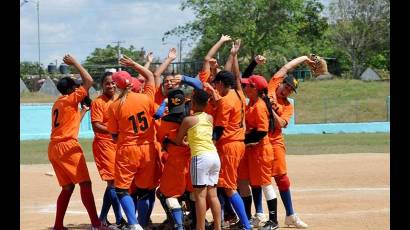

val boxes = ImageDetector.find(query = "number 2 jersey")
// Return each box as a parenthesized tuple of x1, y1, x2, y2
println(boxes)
(107, 83, 156, 147)
(50, 86, 87, 142)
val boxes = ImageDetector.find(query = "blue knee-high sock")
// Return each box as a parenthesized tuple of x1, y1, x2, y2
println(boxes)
(99, 187, 112, 220)
(147, 190, 156, 222)
(137, 198, 150, 227)
(279, 189, 294, 216)
(251, 187, 263, 214)
(109, 187, 123, 224)
(229, 192, 251, 230)
(119, 195, 138, 225)
(171, 208, 184, 230)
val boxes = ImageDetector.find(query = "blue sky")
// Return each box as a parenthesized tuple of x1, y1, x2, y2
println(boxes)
(20, 0, 330, 67)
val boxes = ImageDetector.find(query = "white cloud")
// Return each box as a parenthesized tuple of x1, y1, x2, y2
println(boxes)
(20, 0, 195, 65)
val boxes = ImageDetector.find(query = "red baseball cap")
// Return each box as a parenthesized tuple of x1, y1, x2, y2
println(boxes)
(240, 75, 268, 91)
(131, 77, 142, 92)
(112, 71, 132, 89)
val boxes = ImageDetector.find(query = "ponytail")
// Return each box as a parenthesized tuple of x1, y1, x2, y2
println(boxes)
(116, 87, 130, 107)
(260, 88, 275, 132)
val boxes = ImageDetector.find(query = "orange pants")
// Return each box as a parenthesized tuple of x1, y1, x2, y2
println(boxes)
(159, 149, 191, 197)
(48, 139, 90, 187)
(237, 150, 249, 180)
(271, 140, 287, 176)
(115, 143, 160, 190)
(92, 138, 116, 181)
(216, 141, 245, 190)
(247, 141, 274, 186)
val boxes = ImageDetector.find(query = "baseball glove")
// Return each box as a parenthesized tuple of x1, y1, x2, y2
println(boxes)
(307, 54, 329, 76)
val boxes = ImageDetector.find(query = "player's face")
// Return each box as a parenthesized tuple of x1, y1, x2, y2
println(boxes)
(277, 83, 294, 98)
(163, 75, 175, 94)
(214, 81, 224, 94)
(244, 83, 257, 100)
(102, 76, 116, 97)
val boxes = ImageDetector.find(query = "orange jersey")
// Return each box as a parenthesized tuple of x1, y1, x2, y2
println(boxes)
(245, 98, 269, 138)
(156, 120, 190, 156)
(91, 94, 115, 140)
(107, 84, 157, 146)
(198, 70, 211, 83)
(154, 85, 165, 107)
(267, 76, 294, 142)
(50, 86, 87, 142)
(214, 89, 246, 143)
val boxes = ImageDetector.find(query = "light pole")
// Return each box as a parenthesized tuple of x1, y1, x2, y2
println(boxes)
(179, 38, 187, 73)
(21, 0, 41, 77)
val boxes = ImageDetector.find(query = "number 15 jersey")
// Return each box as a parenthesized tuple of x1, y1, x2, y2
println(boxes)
(107, 84, 156, 147)
(50, 86, 87, 142)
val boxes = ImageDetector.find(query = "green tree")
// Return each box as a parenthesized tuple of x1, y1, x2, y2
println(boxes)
(163, 0, 328, 77)
(328, 0, 390, 78)
(82, 44, 147, 84)
(20, 61, 46, 78)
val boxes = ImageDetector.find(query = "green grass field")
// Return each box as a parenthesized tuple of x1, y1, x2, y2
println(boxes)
(20, 133, 390, 164)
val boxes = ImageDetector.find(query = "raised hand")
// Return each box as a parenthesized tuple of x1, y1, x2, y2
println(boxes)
(63, 54, 78, 66)
(255, 55, 267, 64)
(219, 34, 232, 43)
(146, 51, 154, 63)
(119, 55, 137, 67)
(230, 39, 241, 55)
(168, 48, 177, 60)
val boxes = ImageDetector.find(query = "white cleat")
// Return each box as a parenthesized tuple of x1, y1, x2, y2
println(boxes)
(285, 214, 308, 228)
(251, 213, 267, 228)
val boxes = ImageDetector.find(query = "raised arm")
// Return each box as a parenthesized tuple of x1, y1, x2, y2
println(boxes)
(63, 54, 93, 91)
(243, 55, 266, 78)
(202, 35, 232, 73)
(230, 39, 241, 91)
(274, 55, 315, 79)
(144, 51, 154, 69)
(154, 48, 177, 87)
(119, 55, 154, 87)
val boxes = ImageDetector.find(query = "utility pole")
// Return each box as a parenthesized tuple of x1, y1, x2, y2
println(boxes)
(37, 0, 41, 78)
(112, 40, 125, 71)
(179, 38, 187, 73)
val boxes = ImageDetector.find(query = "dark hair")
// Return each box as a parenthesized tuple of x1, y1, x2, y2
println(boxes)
(56, 77, 76, 95)
(101, 71, 113, 85)
(260, 88, 275, 132)
(192, 89, 209, 108)
(213, 70, 235, 88)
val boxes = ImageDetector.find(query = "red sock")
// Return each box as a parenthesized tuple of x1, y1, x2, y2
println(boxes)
(80, 183, 101, 227)
(54, 189, 73, 229)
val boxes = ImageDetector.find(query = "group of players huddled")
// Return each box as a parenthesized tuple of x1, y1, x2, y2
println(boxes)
(48, 35, 327, 230)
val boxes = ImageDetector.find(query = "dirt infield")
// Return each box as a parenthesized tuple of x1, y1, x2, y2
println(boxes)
(21, 153, 389, 230)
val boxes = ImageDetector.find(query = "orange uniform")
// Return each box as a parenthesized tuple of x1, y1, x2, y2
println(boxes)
(154, 85, 165, 107)
(157, 120, 193, 197)
(267, 75, 294, 176)
(107, 84, 160, 190)
(90, 94, 117, 181)
(214, 89, 246, 189)
(48, 86, 90, 186)
(243, 99, 274, 186)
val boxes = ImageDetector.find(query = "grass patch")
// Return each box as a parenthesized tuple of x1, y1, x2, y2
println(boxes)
(292, 79, 390, 123)
(285, 132, 390, 155)
(20, 133, 390, 164)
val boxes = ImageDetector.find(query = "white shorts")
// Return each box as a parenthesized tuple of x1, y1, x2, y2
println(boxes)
(190, 152, 221, 187)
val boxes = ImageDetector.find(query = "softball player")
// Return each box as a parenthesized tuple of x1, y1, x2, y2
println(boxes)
(107, 55, 158, 230)
(211, 70, 251, 230)
(240, 75, 279, 230)
(174, 89, 222, 230)
(90, 71, 127, 229)
(48, 54, 109, 230)
(266, 56, 315, 229)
